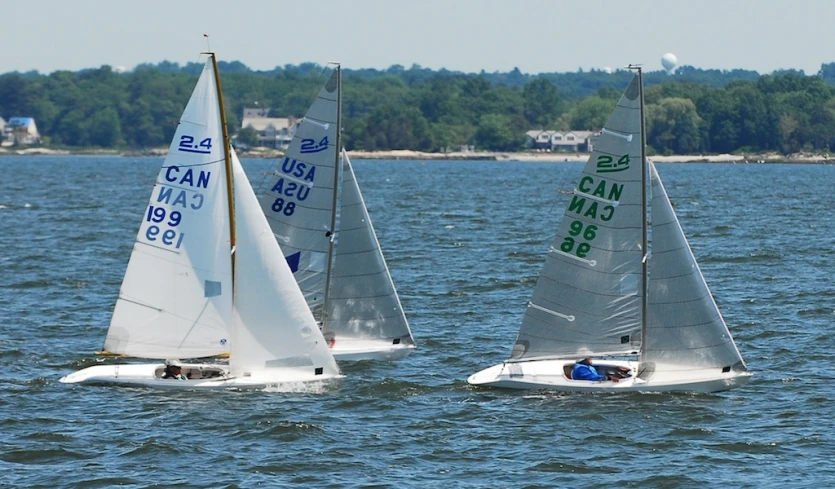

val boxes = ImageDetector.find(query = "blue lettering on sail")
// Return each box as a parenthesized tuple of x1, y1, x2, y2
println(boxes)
(157, 186, 173, 204)
(163, 166, 212, 188)
(300, 136, 329, 154)
(271, 178, 310, 201)
(172, 191, 188, 208)
(280, 157, 317, 183)
(191, 193, 204, 210)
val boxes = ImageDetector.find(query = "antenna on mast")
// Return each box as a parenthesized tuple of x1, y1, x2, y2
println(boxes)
(203, 33, 211, 52)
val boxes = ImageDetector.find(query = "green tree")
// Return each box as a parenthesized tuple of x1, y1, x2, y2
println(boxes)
(236, 125, 259, 147)
(474, 114, 523, 151)
(563, 96, 614, 130)
(646, 98, 704, 154)
(88, 107, 124, 147)
(523, 78, 561, 127)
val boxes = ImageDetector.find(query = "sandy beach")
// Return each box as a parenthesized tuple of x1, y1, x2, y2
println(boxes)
(0, 145, 830, 164)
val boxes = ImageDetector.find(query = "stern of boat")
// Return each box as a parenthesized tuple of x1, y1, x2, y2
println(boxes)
(330, 337, 415, 362)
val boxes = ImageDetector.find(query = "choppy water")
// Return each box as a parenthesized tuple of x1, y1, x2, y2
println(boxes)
(1, 156, 833, 488)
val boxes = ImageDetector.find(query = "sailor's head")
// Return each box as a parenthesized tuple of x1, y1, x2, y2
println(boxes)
(165, 359, 183, 371)
(578, 356, 593, 365)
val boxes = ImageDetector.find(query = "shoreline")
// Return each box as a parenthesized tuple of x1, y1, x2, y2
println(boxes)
(0, 146, 831, 164)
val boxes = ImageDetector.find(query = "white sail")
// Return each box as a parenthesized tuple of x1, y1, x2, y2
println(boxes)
(325, 151, 415, 346)
(258, 70, 339, 323)
(511, 74, 645, 361)
(104, 60, 233, 359)
(229, 149, 340, 377)
(645, 162, 746, 372)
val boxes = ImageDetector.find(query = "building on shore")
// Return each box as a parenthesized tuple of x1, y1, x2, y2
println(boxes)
(2, 117, 40, 146)
(524, 130, 597, 153)
(240, 108, 297, 149)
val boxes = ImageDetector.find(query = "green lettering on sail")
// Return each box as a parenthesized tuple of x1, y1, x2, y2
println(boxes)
(560, 220, 598, 259)
(597, 154, 630, 173)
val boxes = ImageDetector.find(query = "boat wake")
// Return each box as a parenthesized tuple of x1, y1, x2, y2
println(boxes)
(261, 378, 343, 394)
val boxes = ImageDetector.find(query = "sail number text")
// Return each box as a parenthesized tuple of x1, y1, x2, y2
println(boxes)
(561, 221, 597, 258)
(562, 173, 625, 258)
(268, 157, 317, 218)
(145, 205, 185, 248)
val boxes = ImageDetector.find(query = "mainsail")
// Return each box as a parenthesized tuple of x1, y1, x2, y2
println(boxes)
(258, 70, 340, 323)
(326, 151, 414, 345)
(104, 60, 233, 359)
(511, 74, 645, 361)
(229, 149, 340, 376)
(645, 162, 746, 371)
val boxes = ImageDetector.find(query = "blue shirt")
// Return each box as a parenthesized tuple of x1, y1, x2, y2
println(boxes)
(572, 363, 607, 381)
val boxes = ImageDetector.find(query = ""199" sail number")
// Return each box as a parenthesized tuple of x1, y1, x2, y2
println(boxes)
(145, 205, 185, 248)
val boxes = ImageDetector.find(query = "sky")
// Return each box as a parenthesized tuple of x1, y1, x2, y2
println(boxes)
(3, 0, 835, 75)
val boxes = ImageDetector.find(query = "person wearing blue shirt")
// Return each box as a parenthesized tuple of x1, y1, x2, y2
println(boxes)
(572, 357, 611, 382)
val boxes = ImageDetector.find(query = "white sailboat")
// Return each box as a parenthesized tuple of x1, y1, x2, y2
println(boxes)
(60, 54, 341, 388)
(468, 67, 752, 393)
(258, 64, 415, 361)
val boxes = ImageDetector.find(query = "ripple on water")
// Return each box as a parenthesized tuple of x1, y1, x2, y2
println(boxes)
(0, 158, 833, 487)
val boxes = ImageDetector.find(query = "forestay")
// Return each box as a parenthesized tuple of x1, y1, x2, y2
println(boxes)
(326, 151, 414, 345)
(258, 71, 339, 323)
(229, 149, 340, 376)
(511, 74, 645, 361)
(645, 162, 745, 372)
(104, 60, 233, 359)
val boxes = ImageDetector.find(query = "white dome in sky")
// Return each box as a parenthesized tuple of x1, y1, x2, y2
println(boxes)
(661, 53, 678, 74)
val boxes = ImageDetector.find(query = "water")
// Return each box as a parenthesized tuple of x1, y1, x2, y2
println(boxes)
(1, 156, 833, 488)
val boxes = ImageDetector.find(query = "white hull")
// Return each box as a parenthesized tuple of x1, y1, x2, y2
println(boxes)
(467, 359, 752, 394)
(331, 339, 415, 361)
(59, 362, 342, 389)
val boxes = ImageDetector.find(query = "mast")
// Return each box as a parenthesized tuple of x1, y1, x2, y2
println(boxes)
(628, 64, 649, 364)
(207, 52, 236, 281)
(321, 63, 342, 331)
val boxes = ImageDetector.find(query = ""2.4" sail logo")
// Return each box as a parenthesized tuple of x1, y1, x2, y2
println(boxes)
(178, 135, 213, 155)
(596, 154, 630, 173)
(299, 136, 329, 154)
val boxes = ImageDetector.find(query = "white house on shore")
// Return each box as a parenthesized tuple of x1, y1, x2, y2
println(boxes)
(240, 108, 297, 149)
(525, 129, 597, 152)
(2, 117, 41, 146)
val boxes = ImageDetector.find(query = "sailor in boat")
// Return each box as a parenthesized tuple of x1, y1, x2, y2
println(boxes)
(571, 357, 629, 383)
(162, 360, 187, 380)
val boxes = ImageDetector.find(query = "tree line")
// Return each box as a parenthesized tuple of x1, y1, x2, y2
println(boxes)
(2, 61, 835, 155)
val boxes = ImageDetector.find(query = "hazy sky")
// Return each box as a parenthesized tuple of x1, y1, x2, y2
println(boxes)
(3, 0, 834, 75)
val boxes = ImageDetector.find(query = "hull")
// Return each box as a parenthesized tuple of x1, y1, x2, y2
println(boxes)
(59, 362, 342, 389)
(467, 359, 752, 394)
(331, 339, 415, 361)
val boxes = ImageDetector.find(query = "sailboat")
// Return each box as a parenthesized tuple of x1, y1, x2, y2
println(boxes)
(467, 67, 752, 393)
(60, 53, 341, 388)
(257, 64, 415, 361)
